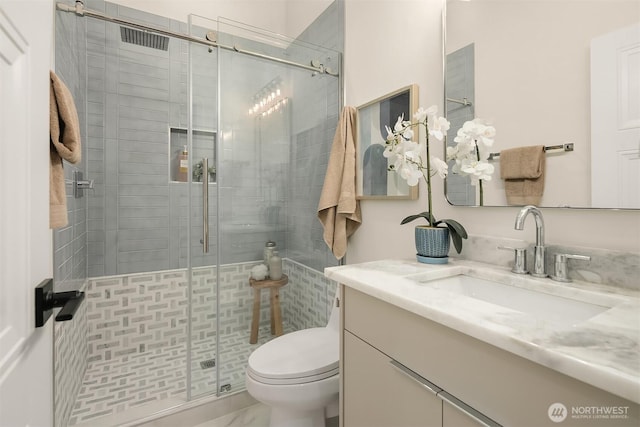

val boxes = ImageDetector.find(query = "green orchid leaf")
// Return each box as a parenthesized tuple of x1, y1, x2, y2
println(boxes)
(448, 226, 463, 254)
(442, 219, 468, 239)
(400, 211, 437, 225)
(440, 219, 468, 254)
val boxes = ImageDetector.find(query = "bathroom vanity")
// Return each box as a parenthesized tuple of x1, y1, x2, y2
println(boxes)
(326, 259, 640, 427)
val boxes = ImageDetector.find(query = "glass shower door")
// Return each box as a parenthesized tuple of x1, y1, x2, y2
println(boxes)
(184, 12, 341, 401)
(187, 14, 219, 400)
(213, 18, 342, 394)
(65, 3, 198, 423)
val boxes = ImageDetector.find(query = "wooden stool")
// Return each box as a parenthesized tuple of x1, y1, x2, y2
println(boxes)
(249, 274, 288, 344)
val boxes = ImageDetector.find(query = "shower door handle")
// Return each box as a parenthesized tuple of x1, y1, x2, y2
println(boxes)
(202, 157, 209, 253)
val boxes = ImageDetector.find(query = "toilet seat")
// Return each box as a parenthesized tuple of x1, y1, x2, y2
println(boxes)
(247, 327, 339, 385)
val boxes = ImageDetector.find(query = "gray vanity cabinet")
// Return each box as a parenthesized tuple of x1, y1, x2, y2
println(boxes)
(341, 287, 492, 427)
(442, 401, 487, 427)
(340, 286, 639, 427)
(343, 331, 442, 426)
(343, 330, 488, 426)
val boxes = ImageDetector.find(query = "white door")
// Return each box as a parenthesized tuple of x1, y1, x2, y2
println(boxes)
(0, 1, 54, 426)
(591, 23, 640, 208)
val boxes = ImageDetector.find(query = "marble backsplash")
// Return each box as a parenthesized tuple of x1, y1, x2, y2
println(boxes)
(452, 234, 640, 291)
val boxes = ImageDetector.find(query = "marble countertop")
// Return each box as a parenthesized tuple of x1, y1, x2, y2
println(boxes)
(325, 259, 640, 404)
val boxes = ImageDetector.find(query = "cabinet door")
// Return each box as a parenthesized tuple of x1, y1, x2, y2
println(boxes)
(443, 400, 491, 427)
(343, 331, 442, 427)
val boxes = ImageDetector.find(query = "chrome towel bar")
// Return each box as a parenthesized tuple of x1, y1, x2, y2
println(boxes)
(488, 142, 574, 161)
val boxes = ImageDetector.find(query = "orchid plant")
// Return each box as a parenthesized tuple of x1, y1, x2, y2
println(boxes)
(383, 106, 468, 253)
(447, 118, 496, 205)
(384, 106, 497, 252)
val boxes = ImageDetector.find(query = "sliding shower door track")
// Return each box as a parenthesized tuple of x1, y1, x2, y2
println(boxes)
(55, 1, 339, 76)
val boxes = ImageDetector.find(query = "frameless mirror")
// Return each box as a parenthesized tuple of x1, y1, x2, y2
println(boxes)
(444, 0, 640, 209)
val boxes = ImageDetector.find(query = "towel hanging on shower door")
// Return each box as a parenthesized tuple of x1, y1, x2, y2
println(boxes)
(317, 106, 362, 260)
(50, 70, 82, 229)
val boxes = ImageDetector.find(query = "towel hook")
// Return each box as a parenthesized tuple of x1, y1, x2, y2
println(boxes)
(73, 170, 94, 198)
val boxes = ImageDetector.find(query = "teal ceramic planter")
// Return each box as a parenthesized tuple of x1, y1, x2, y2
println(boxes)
(415, 226, 450, 262)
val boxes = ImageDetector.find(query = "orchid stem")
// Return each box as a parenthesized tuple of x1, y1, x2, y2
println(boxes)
(474, 139, 484, 206)
(424, 123, 434, 225)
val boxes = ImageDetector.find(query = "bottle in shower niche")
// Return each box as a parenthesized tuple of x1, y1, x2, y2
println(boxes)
(176, 145, 188, 182)
(269, 251, 283, 280)
(263, 241, 276, 266)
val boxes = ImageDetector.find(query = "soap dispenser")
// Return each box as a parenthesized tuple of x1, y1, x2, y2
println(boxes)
(263, 241, 276, 266)
(269, 250, 283, 280)
(177, 145, 188, 182)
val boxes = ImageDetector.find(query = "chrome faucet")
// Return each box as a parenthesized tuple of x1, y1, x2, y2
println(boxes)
(514, 205, 547, 277)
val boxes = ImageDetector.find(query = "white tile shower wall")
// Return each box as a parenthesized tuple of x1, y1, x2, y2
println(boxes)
(86, 270, 189, 362)
(282, 258, 338, 329)
(85, 260, 336, 362)
(54, 289, 88, 427)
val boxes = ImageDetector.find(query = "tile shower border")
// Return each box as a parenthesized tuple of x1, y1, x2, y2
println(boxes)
(85, 259, 337, 362)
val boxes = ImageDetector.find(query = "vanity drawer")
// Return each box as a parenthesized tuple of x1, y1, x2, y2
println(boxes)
(342, 286, 639, 427)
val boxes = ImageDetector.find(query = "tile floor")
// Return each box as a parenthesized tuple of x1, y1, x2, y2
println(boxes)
(193, 404, 270, 427)
(69, 323, 294, 425)
(193, 404, 339, 427)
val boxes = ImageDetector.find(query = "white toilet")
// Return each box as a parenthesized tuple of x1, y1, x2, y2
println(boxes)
(245, 294, 339, 427)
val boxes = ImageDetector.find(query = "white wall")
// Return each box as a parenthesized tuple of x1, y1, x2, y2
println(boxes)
(343, 0, 640, 263)
(285, 0, 333, 39)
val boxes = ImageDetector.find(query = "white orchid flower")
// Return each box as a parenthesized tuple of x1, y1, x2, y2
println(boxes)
(453, 127, 471, 144)
(478, 124, 496, 147)
(430, 156, 448, 178)
(457, 119, 496, 147)
(390, 114, 415, 141)
(385, 106, 494, 192)
(448, 117, 497, 184)
(446, 145, 459, 162)
(385, 125, 395, 142)
(413, 107, 429, 123)
(428, 116, 450, 141)
(393, 115, 405, 132)
(454, 139, 475, 158)
(398, 162, 423, 186)
(383, 136, 424, 187)
(450, 159, 463, 175)
(383, 143, 396, 159)
(460, 159, 495, 185)
(425, 105, 438, 116)
(401, 127, 414, 141)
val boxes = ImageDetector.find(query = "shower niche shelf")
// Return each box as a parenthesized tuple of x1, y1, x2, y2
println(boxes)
(169, 127, 217, 184)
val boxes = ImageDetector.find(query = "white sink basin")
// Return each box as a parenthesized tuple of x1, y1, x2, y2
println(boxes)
(418, 274, 612, 325)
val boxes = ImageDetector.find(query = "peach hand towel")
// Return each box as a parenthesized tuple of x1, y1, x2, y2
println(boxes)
(317, 106, 362, 260)
(50, 71, 82, 229)
(500, 145, 545, 206)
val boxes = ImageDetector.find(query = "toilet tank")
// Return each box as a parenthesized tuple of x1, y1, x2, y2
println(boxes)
(326, 289, 340, 332)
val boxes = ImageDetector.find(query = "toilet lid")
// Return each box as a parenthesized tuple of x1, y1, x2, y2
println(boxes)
(247, 327, 338, 385)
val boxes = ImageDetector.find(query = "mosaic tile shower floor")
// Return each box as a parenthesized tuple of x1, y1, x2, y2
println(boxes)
(68, 323, 294, 426)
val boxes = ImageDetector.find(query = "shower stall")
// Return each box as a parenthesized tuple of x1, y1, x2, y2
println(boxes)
(52, 1, 342, 425)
